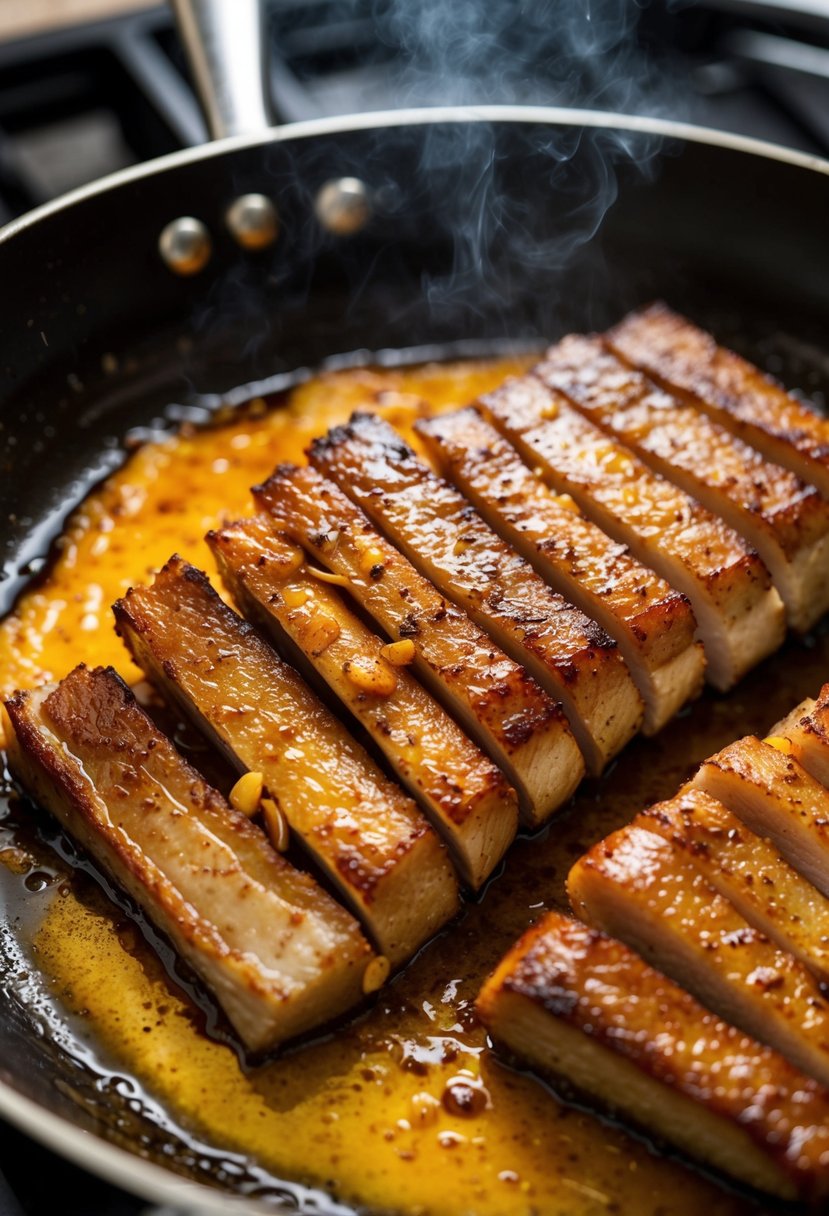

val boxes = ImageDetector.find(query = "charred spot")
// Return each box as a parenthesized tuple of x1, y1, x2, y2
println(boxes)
(309, 424, 354, 461)
(181, 562, 214, 593)
(369, 563, 385, 581)
(252, 462, 299, 496)
(501, 714, 539, 747)
(399, 614, 421, 638)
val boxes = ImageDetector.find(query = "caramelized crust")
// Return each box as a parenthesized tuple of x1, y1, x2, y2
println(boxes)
(417, 407, 704, 735)
(115, 557, 460, 965)
(4, 666, 372, 1052)
(771, 689, 829, 790)
(207, 517, 518, 889)
(608, 302, 829, 499)
(636, 786, 829, 985)
(254, 463, 583, 827)
(477, 911, 829, 1201)
(308, 411, 644, 775)
(481, 375, 784, 690)
(538, 334, 829, 632)
(693, 735, 829, 903)
(568, 825, 829, 1087)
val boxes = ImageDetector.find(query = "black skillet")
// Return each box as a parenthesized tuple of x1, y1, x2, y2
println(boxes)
(0, 0, 828, 1211)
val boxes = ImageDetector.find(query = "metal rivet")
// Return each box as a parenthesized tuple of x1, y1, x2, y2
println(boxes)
(314, 177, 372, 236)
(158, 216, 212, 276)
(225, 193, 279, 250)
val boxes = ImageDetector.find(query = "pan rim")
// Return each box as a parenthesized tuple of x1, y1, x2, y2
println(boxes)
(0, 1078, 277, 1212)
(0, 100, 827, 1212)
(0, 103, 828, 249)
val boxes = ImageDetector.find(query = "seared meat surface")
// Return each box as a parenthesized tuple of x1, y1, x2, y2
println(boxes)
(115, 557, 460, 965)
(255, 463, 584, 826)
(417, 406, 704, 734)
(693, 735, 829, 902)
(608, 302, 829, 499)
(308, 411, 644, 775)
(539, 334, 829, 632)
(4, 665, 372, 1051)
(636, 787, 829, 985)
(481, 375, 785, 690)
(477, 911, 829, 1201)
(568, 824, 829, 1087)
(208, 517, 518, 889)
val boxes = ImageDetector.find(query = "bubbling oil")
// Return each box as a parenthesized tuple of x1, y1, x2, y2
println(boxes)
(1, 355, 821, 1214)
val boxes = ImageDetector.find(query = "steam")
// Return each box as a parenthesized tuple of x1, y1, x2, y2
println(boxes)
(358, 0, 695, 337)
(374, 0, 691, 119)
(188, 2, 696, 378)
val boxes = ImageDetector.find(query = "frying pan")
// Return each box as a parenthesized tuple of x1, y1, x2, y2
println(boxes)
(0, 0, 828, 1211)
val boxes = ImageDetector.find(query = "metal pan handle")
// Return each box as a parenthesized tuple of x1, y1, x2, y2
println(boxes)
(170, 0, 272, 141)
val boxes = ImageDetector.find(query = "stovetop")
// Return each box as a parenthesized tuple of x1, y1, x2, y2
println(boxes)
(0, 1, 828, 1213)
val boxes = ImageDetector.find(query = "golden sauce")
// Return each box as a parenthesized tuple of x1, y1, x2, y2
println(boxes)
(2, 355, 826, 1214)
(0, 359, 529, 707)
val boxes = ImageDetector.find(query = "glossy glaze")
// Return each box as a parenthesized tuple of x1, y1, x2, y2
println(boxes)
(569, 825, 829, 1088)
(115, 557, 458, 966)
(5, 666, 369, 1050)
(208, 517, 518, 890)
(608, 303, 829, 498)
(255, 462, 580, 824)
(1, 356, 828, 1214)
(478, 911, 829, 1201)
(637, 786, 829, 985)
(482, 375, 784, 689)
(539, 334, 829, 631)
(417, 406, 703, 734)
(308, 411, 643, 774)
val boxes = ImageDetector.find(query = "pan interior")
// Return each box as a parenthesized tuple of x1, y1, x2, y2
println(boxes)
(0, 114, 828, 1213)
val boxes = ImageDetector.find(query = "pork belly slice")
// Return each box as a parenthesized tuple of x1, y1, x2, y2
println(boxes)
(693, 734, 829, 903)
(482, 376, 784, 690)
(417, 407, 704, 735)
(4, 666, 373, 1052)
(770, 689, 829, 790)
(568, 825, 829, 1089)
(114, 558, 459, 966)
(608, 302, 829, 499)
(538, 335, 829, 632)
(476, 911, 829, 1202)
(254, 464, 583, 827)
(307, 412, 644, 776)
(636, 787, 829, 986)
(206, 517, 518, 889)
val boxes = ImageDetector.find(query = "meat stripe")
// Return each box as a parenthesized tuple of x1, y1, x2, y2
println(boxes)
(693, 735, 829, 903)
(636, 786, 829, 986)
(538, 334, 829, 632)
(608, 302, 829, 499)
(477, 910, 829, 1202)
(115, 557, 460, 966)
(207, 516, 518, 889)
(308, 411, 644, 776)
(4, 665, 373, 1052)
(568, 824, 829, 1090)
(480, 374, 785, 690)
(254, 463, 583, 826)
(416, 406, 704, 735)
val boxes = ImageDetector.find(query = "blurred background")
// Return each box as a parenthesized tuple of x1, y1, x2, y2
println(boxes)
(0, 0, 827, 1213)
(0, 0, 827, 227)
